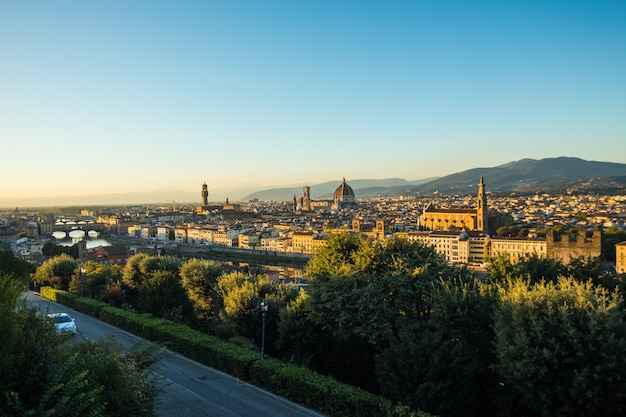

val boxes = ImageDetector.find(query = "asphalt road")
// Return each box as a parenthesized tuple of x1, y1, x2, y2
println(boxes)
(23, 292, 327, 417)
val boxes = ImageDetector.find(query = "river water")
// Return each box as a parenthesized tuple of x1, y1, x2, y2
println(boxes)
(58, 237, 112, 249)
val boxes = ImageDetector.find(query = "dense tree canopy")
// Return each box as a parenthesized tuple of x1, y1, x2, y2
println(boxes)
(492, 277, 626, 417)
(0, 249, 33, 285)
(33, 254, 78, 290)
(376, 281, 496, 417)
(137, 270, 193, 322)
(180, 258, 223, 324)
(305, 235, 462, 346)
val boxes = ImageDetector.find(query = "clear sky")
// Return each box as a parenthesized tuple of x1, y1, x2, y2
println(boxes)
(1, 1, 625, 204)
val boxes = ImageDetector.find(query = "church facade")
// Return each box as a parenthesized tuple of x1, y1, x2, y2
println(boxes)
(420, 176, 491, 233)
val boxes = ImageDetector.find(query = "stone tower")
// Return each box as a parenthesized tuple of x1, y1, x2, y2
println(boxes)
(476, 175, 488, 233)
(201, 182, 209, 207)
(303, 185, 311, 211)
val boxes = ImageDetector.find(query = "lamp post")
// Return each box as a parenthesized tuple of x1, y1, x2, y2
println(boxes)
(260, 301, 268, 360)
(80, 267, 86, 297)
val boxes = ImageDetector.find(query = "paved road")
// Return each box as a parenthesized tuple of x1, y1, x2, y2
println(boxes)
(24, 292, 326, 417)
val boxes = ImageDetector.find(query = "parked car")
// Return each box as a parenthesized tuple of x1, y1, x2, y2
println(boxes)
(47, 313, 76, 335)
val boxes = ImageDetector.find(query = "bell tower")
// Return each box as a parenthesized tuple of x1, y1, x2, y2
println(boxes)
(303, 185, 311, 211)
(476, 175, 488, 232)
(201, 182, 209, 207)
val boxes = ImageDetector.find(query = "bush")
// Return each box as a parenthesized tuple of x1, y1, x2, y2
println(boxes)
(250, 359, 402, 417)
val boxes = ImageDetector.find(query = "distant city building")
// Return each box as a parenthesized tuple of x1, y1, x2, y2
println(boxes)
(546, 229, 602, 264)
(87, 245, 129, 266)
(201, 182, 209, 207)
(490, 236, 547, 262)
(293, 177, 358, 212)
(332, 177, 358, 211)
(616, 241, 626, 274)
(420, 176, 512, 234)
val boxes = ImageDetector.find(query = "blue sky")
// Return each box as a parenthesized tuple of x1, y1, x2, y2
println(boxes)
(1, 1, 625, 204)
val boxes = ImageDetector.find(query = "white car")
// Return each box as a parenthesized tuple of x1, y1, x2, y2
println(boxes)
(47, 313, 77, 335)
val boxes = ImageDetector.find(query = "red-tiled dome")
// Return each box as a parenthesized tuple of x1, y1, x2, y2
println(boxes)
(333, 177, 357, 210)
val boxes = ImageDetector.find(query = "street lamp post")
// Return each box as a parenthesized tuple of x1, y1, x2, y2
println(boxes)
(260, 301, 268, 360)
(80, 267, 86, 297)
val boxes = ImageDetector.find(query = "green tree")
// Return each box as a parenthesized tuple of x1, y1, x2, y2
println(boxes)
(602, 226, 626, 262)
(0, 275, 25, 392)
(567, 256, 606, 284)
(217, 271, 300, 354)
(306, 237, 454, 346)
(486, 253, 566, 285)
(62, 339, 162, 417)
(33, 254, 78, 290)
(69, 262, 122, 298)
(375, 281, 497, 417)
(305, 233, 373, 279)
(137, 270, 193, 322)
(122, 254, 182, 305)
(276, 290, 330, 366)
(122, 253, 152, 290)
(492, 277, 626, 417)
(179, 258, 223, 324)
(0, 250, 33, 286)
(302, 236, 460, 393)
(5, 368, 104, 417)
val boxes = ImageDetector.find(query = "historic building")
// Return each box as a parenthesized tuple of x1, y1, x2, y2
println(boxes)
(546, 229, 602, 264)
(399, 230, 490, 264)
(419, 176, 512, 234)
(490, 236, 548, 262)
(332, 177, 358, 210)
(616, 241, 626, 274)
(293, 177, 358, 212)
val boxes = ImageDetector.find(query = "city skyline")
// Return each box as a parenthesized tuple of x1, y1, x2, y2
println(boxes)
(1, 1, 625, 205)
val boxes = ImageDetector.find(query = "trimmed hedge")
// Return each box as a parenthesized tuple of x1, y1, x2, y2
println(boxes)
(250, 358, 393, 417)
(38, 287, 433, 417)
(39, 286, 62, 301)
(98, 306, 257, 379)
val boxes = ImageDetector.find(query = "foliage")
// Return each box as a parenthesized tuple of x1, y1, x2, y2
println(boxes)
(217, 271, 300, 353)
(602, 226, 626, 262)
(42, 240, 80, 259)
(249, 358, 432, 417)
(567, 255, 607, 284)
(5, 368, 104, 417)
(137, 270, 193, 322)
(122, 253, 152, 290)
(101, 282, 127, 307)
(67, 339, 162, 417)
(486, 253, 566, 285)
(69, 262, 122, 298)
(33, 254, 78, 290)
(492, 277, 626, 417)
(122, 254, 182, 306)
(306, 236, 454, 346)
(98, 306, 259, 380)
(276, 290, 328, 366)
(0, 276, 26, 393)
(375, 281, 497, 417)
(0, 249, 34, 285)
(179, 258, 223, 323)
(305, 233, 373, 279)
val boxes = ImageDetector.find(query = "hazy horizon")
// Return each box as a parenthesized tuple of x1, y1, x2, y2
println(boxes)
(1, 1, 625, 205)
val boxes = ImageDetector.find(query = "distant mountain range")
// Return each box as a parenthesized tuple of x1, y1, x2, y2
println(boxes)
(243, 157, 626, 201)
(242, 178, 438, 201)
(3, 157, 624, 208)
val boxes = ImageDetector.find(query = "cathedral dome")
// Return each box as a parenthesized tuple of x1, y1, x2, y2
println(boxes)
(333, 177, 357, 209)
